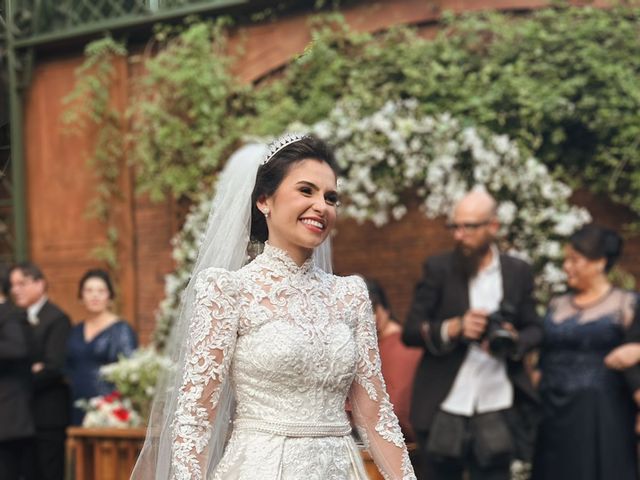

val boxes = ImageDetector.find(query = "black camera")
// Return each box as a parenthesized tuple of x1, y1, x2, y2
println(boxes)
(484, 302, 517, 358)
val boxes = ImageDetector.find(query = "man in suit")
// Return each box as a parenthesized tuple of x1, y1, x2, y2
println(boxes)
(403, 190, 542, 480)
(0, 263, 35, 479)
(10, 262, 71, 480)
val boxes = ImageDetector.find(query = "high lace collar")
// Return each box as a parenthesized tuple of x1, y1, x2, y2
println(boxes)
(258, 243, 315, 276)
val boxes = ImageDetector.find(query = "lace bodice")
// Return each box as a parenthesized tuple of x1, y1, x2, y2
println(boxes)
(540, 289, 639, 393)
(171, 244, 415, 479)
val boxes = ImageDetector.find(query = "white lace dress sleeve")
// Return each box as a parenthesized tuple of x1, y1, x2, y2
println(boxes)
(171, 267, 240, 480)
(347, 277, 417, 480)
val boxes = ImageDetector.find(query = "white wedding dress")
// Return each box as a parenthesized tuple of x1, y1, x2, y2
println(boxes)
(171, 243, 416, 480)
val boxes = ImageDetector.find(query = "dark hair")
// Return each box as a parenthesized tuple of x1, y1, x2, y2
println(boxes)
(250, 135, 339, 243)
(569, 224, 623, 273)
(365, 278, 398, 324)
(10, 262, 45, 282)
(0, 263, 10, 297)
(78, 269, 115, 299)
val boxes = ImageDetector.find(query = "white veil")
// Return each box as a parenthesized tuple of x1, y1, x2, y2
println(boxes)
(131, 141, 332, 479)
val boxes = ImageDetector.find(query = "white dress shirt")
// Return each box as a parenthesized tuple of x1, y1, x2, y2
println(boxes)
(27, 295, 48, 326)
(440, 245, 514, 416)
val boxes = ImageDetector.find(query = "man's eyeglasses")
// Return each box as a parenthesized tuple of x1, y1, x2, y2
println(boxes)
(445, 220, 491, 232)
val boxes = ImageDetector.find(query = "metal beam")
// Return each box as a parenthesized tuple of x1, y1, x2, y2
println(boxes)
(5, 0, 28, 260)
(14, 0, 250, 49)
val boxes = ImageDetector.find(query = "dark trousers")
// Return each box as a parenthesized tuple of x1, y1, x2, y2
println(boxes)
(415, 411, 512, 480)
(30, 429, 66, 480)
(0, 438, 34, 480)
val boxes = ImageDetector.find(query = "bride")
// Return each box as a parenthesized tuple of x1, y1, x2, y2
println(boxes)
(131, 134, 416, 479)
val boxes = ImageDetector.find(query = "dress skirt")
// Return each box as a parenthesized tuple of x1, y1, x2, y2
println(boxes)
(532, 383, 638, 480)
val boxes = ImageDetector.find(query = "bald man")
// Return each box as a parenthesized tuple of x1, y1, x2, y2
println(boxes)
(403, 190, 542, 480)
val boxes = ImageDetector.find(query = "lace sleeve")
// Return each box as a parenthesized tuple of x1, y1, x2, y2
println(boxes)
(171, 268, 240, 480)
(347, 277, 416, 480)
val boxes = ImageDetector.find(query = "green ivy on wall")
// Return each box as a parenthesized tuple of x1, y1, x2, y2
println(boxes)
(65, 4, 640, 225)
(128, 17, 251, 200)
(253, 7, 640, 219)
(62, 36, 127, 273)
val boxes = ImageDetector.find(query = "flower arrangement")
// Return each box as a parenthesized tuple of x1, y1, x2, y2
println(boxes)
(76, 391, 143, 428)
(154, 194, 213, 348)
(99, 346, 173, 422)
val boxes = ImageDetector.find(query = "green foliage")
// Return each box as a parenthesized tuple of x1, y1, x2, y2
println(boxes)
(252, 16, 369, 134)
(62, 36, 127, 222)
(62, 36, 126, 272)
(253, 7, 640, 219)
(66, 5, 640, 220)
(90, 226, 119, 269)
(610, 266, 637, 290)
(62, 36, 127, 130)
(128, 17, 253, 200)
(429, 7, 640, 217)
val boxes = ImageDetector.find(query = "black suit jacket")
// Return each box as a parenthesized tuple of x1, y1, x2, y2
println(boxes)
(0, 302, 35, 441)
(29, 300, 71, 429)
(402, 251, 543, 432)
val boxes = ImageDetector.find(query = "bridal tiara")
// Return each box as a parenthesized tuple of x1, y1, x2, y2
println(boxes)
(263, 132, 308, 165)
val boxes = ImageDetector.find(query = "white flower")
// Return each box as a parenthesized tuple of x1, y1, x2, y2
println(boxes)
(312, 120, 331, 139)
(506, 248, 532, 263)
(392, 205, 408, 220)
(427, 164, 446, 183)
(493, 134, 511, 154)
(371, 112, 392, 132)
(371, 211, 389, 227)
(542, 263, 567, 289)
(497, 201, 517, 224)
(78, 393, 143, 428)
(539, 240, 563, 259)
(553, 212, 585, 236)
(540, 182, 557, 200)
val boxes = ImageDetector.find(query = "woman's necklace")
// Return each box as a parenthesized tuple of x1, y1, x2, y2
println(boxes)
(573, 282, 612, 309)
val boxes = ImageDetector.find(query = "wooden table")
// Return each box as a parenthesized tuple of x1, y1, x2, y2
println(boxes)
(67, 427, 392, 479)
(67, 427, 146, 480)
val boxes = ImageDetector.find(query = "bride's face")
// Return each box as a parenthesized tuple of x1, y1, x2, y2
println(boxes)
(258, 159, 338, 259)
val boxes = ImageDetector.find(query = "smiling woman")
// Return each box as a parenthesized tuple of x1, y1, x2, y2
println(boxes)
(132, 134, 416, 480)
(250, 134, 339, 258)
(65, 269, 138, 426)
(533, 224, 640, 480)
(255, 158, 339, 266)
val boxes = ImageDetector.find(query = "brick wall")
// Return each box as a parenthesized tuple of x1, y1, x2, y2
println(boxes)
(333, 204, 450, 323)
(132, 195, 179, 344)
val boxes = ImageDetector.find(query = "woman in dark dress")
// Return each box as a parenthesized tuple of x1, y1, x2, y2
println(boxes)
(66, 269, 137, 425)
(532, 225, 640, 480)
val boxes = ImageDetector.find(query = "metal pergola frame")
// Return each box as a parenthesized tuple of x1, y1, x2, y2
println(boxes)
(3, 0, 28, 261)
(14, 0, 252, 48)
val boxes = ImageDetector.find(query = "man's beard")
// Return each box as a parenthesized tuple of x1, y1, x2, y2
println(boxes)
(454, 240, 491, 278)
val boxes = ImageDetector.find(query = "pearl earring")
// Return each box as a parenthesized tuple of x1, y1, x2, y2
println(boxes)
(263, 209, 270, 218)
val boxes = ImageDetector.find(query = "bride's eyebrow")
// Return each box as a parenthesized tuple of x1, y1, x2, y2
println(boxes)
(296, 180, 318, 189)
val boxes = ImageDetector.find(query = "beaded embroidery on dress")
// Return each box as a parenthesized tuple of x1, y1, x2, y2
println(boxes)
(171, 243, 416, 479)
